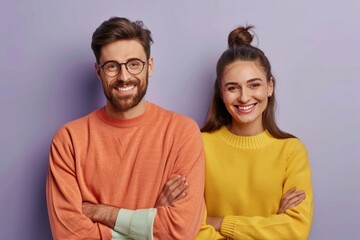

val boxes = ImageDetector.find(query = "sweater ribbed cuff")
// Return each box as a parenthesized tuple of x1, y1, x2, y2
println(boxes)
(220, 216, 238, 238)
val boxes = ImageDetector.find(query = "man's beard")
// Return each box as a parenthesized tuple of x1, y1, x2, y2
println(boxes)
(103, 75, 148, 112)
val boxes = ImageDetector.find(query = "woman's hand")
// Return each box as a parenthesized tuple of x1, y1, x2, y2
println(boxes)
(207, 216, 223, 231)
(277, 187, 306, 214)
(155, 175, 188, 207)
(205, 188, 305, 232)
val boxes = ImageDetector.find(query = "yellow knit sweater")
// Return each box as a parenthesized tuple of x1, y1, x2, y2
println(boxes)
(195, 126, 313, 240)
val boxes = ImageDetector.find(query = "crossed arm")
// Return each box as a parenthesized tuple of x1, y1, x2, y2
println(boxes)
(205, 187, 306, 231)
(195, 140, 313, 240)
(89, 176, 304, 237)
(82, 175, 190, 232)
(47, 121, 205, 240)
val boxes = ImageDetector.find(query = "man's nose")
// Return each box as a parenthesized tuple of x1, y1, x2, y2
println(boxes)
(117, 64, 131, 81)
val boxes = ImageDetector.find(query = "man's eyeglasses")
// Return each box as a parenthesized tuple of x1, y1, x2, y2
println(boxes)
(98, 58, 147, 77)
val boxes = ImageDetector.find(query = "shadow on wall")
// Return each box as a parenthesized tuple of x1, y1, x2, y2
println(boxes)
(0, 136, 53, 240)
(27, 142, 53, 240)
(56, 60, 105, 122)
(27, 52, 104, 239)
(46, 68, 104, 240)
(42, 43, 105, 129)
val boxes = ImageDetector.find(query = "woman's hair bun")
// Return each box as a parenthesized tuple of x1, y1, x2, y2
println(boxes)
(228, 25, 254, 48)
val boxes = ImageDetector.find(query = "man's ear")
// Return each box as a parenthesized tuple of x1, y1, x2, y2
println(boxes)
(94, 63, 102, 81)
(147, 57, 154, 77)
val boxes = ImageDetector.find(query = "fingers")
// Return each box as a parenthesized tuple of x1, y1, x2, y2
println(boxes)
(155, 175, 189, 207)
(282, 187, 296, 199)
(168, 178, 188, 200)
(164, 175, 187, 197)
(277, 188, 306, 214)
(171, 189, 187, 202)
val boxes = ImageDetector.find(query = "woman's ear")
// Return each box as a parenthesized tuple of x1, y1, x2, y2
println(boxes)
(268, 77, 274, 96)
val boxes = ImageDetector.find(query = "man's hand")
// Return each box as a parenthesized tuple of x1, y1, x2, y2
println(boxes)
(155, 175, 188, 207)
(277, 187, 306, 214)
(82, 202, 119, 228)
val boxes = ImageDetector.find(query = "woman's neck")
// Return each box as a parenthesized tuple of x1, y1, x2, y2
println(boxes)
(228, 121, 265, 136)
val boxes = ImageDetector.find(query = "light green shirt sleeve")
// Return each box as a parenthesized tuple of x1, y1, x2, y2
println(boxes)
(111, 229, 133, 240)
(112, 208, 157, 240)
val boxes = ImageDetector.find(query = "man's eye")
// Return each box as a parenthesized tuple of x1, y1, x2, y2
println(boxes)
(105, 63, 119, 70)
(128, 61, 141, 68)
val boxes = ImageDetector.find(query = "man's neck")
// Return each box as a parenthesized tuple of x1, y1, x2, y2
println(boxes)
(105, 99, 147, 120)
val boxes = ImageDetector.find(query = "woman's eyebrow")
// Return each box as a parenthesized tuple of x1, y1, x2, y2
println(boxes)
(224, 82, 239, 86)
(247, 78, 263, 83)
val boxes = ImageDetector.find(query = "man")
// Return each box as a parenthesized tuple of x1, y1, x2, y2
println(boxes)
(46, 17, 205, 240)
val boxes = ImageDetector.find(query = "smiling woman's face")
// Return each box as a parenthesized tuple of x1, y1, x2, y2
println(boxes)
(220, 60, 273, 135)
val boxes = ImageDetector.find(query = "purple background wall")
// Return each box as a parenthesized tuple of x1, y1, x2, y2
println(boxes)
(1, 1, 359, 239)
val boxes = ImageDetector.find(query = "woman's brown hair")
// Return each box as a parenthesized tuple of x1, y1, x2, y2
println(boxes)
(201, 25, 295, 139)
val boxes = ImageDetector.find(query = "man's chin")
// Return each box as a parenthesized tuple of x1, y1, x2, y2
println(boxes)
(111, 98, 141, 112)
(113, 104, 135, 112)
(108, 87, 146, 113)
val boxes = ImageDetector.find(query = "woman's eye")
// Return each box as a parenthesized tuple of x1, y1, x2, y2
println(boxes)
(249, 83, 260, 89)
(226, 86, 239, 92)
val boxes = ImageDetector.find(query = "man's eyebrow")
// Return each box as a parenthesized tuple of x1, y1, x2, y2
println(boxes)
(101, 57, 144, 63)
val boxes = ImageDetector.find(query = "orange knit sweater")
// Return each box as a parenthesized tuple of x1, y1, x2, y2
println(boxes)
(46, 102, 205, 240)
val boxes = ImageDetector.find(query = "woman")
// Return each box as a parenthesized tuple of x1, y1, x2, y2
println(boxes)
(158, 25, 313, 239)
(192, 25, 313, 239)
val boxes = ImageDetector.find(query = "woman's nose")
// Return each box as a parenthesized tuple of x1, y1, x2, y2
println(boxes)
(237, 89, 250, 103)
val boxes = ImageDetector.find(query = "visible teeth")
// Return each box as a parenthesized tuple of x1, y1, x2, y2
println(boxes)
(238, 104, 255, 110)
(118, 85, 135, 91)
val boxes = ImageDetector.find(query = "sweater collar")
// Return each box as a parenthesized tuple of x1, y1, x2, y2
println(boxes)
(96, 102, 156, 128)
(213, 126, 275, 149)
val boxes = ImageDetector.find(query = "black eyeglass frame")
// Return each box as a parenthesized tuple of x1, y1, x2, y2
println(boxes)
(98, 58, 147, 77)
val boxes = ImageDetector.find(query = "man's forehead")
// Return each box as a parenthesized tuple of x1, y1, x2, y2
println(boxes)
(100, 40, 146, 62)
